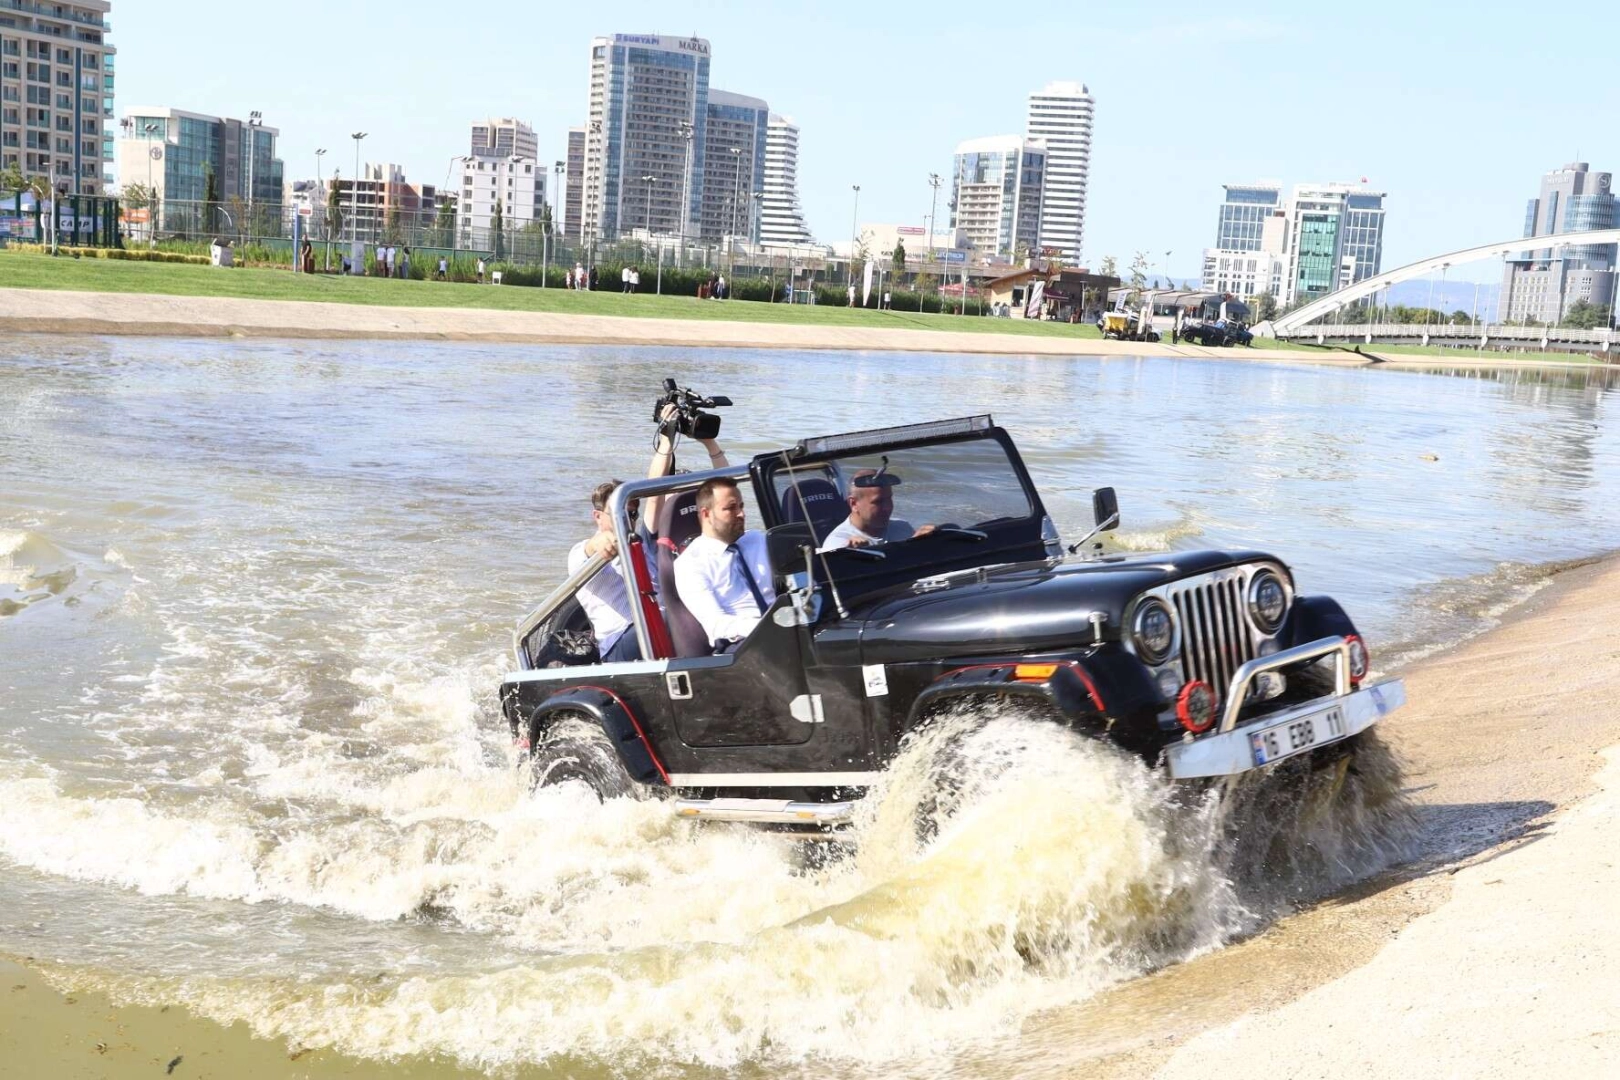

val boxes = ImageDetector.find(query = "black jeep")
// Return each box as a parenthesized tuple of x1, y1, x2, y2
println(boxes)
(500, 412, 1404, 826)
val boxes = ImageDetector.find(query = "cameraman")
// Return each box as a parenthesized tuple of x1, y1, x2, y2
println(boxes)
(567, 403, 729, 663)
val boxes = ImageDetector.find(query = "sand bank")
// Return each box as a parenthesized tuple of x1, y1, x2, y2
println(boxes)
(0, 285, 1588, 368)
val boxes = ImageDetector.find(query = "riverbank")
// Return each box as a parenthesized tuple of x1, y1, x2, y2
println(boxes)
(6, 550, 1620, 1077)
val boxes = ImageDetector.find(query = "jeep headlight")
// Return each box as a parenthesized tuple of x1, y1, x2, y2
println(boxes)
(1132, 599, 1174, 664)
(1248, 570, 1286, 633)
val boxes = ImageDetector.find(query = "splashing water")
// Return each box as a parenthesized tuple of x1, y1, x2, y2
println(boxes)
(38, 711, 1413, 1072)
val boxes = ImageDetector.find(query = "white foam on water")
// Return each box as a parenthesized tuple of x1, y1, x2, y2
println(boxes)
(39, 716, 1281, 1071)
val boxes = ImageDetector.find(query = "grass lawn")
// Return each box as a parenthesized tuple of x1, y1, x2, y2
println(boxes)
(1247, 335, 1609, 364)
(0, 252, 1104, 341)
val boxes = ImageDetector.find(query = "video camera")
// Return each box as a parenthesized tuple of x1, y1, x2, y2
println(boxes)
(654, 378, 732, 442)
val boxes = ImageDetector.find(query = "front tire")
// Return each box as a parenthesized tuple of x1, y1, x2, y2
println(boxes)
(528, 714, 642, 800)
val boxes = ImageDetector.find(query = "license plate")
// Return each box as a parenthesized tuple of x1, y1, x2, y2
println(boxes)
(1249, 704, 1347, 766)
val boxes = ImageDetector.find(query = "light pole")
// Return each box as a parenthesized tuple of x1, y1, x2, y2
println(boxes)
(245, 111, 262, 240)
(314, 148, 326, 264)
(547, 158, 563, 287)
(848, 183, 861, 287)
(927, 173, 942, 263)
(641, 173, 657, 233)
(678, 121, 693, 267)
(728, 145, 744, 278)
(350, 131, 367, 248)
(143, 122, 161, 243)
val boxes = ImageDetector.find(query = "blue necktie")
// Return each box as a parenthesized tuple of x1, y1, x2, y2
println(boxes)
(727, 542, 768, 614)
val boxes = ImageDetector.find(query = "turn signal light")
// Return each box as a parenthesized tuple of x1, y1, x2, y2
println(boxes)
(1013, 663, 1060, 681)
(1177, 680, 1218, 734)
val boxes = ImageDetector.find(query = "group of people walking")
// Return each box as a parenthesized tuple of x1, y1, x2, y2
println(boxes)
(372, 244, 412, 279)
(566, 263, 599, 291)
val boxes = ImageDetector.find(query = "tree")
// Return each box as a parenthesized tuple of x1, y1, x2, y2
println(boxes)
(1561, 298, 1605, 329)
(914, 271, 936, 311)
(892, 238, 906, 273)
(201, 161, 220, 237)
(432, 199, 455, 248)
(1126, 250, 1149, 304)
(384, 203, 402, 245)
(490, 198, 505, 260)
(1253, 291, 1278, 322)
(326, 176, 344, 241)
(1098, 254, 1118, 279)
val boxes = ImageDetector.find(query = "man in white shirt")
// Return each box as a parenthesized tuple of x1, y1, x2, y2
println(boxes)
(673, 478, 776, 652)
(818, 469, 935, 551)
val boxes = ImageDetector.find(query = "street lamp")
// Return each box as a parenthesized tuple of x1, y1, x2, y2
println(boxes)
(849, 183, 861, 288)
(641, 173, 657, 233)
(927, 173, 942, 267)
(728, 145, 744, 277)
(549, 158, 564, 287)
(245, 110, 262, 240)
(350, 131, 367, 247)
(143, 122, 162, 243)
(314, 146, 326, 240)
(678, 121, 694, 266)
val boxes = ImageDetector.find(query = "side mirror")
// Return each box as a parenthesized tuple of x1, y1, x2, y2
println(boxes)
(1092, 487, 1120, 531)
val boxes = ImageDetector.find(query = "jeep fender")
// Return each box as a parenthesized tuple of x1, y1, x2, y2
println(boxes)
(526, 686, 667, 786)
(907, 661, 1109, 734)
(1281, 595, 1358, 649)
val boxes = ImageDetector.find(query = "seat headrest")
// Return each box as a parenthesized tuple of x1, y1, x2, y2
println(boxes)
(780, 478, 847, 538)
(656, 489, 704, 556)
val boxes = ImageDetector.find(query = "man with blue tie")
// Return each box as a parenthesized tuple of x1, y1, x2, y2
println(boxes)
(673, 478, 776, 653)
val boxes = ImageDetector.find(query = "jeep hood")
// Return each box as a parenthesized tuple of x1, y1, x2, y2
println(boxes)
(850, 549, 1275, 664)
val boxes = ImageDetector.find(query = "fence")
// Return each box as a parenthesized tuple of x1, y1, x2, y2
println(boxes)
(1281, 321, 1618, 351)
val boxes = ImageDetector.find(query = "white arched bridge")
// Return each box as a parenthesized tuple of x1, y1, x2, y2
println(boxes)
(1267, 228, 1620, 339)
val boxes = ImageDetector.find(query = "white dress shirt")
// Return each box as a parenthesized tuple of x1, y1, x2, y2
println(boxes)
(818, 517, 916, 552)
(674, 531, 777, 647)
(568, 538, 632, 655)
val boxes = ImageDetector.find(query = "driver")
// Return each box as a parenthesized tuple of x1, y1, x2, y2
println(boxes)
(818, 468, 935, 551)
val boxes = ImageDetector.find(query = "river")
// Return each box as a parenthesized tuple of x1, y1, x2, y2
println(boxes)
(3, 337, 1619, 1075)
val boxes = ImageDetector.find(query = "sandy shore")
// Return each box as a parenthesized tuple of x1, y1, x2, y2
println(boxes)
(1, 286, 1600, 369)
(5, 560, 1620, 1077)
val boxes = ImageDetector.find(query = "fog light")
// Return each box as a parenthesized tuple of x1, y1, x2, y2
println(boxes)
(1176, 680, 1217, 734)
(1346, 635, 1369, 685)
(1155, 666, 1182, 702)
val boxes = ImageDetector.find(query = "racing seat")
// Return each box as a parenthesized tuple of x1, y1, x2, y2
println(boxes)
(779, 478, 846, 543)
(654, 490, 713, 657)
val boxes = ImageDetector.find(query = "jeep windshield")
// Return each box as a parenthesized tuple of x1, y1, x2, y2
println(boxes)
(757, 419, 1050, 594)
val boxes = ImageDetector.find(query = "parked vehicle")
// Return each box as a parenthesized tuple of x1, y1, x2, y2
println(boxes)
(501, 404, 1403, 828)
(1181, 319, 1254, 347)
(1100, 309, 1161, 342)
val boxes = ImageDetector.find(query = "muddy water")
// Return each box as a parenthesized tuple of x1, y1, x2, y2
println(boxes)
(4, 338, 1620, 1074)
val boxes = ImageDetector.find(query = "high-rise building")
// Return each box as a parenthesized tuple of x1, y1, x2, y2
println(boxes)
(115, 107, 284, 235)
(583, 33, 711, 242)
(458, 154, 543, 245)
(1499, 162, 1617, 325)
(950, 135, 1046, 262)
(1023, 81, 1093, 263)
(0, 0, 115, 195)
(470, 117, 537, 161)
(700, 89, 767, 242)
(759, 113, 812, 247)
(563, 126, 584, 242)
(1201, 184, 1288, 301)
(327, 163, 441, 245)
(1279, 183, 1387, 306)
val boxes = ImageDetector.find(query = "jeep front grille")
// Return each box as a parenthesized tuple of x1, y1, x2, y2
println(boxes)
(1168, 573, 1257, 704)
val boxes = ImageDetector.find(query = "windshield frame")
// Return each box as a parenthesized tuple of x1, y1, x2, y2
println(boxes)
(751, 422, 1049, 597)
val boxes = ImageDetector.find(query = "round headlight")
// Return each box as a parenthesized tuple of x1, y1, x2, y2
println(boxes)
(1249, 570, 1287, 633)
(1133, 599, 1174, 664)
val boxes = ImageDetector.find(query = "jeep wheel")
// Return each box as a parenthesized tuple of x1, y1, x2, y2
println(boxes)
(528, 714, 642, 801)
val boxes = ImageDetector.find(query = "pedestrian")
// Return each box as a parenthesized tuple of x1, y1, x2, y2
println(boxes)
(785, 280, 794, 304)
(574, 262, 585, 290)
(717, 273, 727, 300)
(847, 283, 856, 307)
(401, 246, 411, 280)
(437, 255, 448, 281)
(589, 266, 598, 290)
(476, 257, 486, 285)
(882, 289, 891, 310)
(374, 243, 385, 276)
(631, 266, 640, 293)
(621, 265, 631, 293)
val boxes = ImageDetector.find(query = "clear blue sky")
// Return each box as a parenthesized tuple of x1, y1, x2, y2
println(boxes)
(117, 0, 1618, 283)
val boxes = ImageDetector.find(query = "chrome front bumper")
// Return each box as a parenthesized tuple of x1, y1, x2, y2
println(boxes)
(673, 797, 856, 826)
(1165, 679, 1405, 779)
